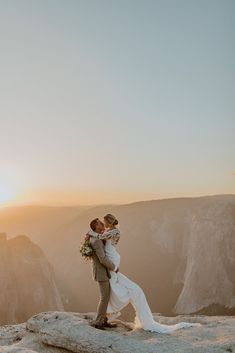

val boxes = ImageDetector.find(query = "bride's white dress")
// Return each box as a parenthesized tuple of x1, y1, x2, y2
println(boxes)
(105, 238, 198, 333)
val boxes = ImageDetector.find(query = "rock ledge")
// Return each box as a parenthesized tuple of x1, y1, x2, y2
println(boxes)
(0, 311, 235, 353)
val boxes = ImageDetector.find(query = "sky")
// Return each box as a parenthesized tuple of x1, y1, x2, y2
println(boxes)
(0, 0, 234, 206)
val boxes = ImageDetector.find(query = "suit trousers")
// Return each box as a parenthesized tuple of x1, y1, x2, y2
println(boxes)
(95, 280, 110, 325)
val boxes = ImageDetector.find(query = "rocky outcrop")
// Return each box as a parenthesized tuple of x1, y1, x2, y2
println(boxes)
(0, 348, 37, 353)
(0, 234, 64, 325)
(0, 311, 235, 353)
(175, 201, 235, 313)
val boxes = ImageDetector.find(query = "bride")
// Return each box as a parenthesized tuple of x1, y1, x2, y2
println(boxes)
(88, 214, 199, 333)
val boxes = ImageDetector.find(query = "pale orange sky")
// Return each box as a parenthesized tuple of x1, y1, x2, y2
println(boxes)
(1, 182, 235, 207)
(0, 1, 234, 207)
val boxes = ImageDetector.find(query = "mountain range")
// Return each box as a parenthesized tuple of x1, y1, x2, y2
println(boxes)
(0, 194, 234, 320)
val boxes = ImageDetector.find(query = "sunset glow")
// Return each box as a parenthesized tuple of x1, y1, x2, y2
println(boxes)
(0, 1, 234, 207)
(0, 185, 15, 206)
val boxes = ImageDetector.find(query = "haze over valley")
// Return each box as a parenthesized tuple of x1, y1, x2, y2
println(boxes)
(1, 194, 234, 325)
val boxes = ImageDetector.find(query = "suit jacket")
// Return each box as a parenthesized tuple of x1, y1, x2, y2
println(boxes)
(89, 237, 115, 282)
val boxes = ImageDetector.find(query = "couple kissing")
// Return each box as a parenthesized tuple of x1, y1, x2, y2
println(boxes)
(82, 213, 200, 333)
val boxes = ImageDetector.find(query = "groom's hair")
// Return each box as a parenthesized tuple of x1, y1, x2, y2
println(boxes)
(90, 218, 99, 231)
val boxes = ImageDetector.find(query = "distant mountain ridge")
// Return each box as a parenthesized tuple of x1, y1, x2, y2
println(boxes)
(0, 194, 235, 317)
(0, 233, 64, 325)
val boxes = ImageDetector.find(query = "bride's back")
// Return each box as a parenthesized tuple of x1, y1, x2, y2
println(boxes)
(104, 239, 121, 268)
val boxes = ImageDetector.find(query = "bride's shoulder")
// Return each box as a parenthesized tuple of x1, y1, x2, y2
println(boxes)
(98, 228, 120, 241)
(110, 228, 120, 236)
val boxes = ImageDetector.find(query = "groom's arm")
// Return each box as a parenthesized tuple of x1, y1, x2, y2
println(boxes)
(88, 229, 120, 243)
(92, 239, 116, 271)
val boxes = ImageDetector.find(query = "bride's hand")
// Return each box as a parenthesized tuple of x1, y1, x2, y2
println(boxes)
(85, 233, 90, 241)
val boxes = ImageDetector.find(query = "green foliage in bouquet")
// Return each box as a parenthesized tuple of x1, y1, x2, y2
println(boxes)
(80, 239, 94, 261)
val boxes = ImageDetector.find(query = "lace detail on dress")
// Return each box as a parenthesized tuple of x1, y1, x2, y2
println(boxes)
(88, 228, 120, 246)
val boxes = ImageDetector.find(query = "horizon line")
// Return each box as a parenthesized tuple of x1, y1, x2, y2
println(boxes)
(1, 193, 234, 209)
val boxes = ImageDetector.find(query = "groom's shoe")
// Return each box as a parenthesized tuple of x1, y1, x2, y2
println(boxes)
(103, 318, 118, 328)
(89, 320, 106, 330)
(103, 321, 118, 328)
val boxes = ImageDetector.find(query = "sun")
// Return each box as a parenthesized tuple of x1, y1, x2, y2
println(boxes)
(0, 185, 15, 206)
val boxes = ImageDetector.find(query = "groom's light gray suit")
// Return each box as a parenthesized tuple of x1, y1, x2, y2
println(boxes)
(89, 236, 115, 325)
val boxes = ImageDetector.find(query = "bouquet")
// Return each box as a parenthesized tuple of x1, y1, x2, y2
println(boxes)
(80, 239, 94, 261)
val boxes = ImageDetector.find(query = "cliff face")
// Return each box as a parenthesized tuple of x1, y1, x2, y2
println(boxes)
(0, 233, 64, 325)
(175, 200, 235, 313)
(60, 196, 235, 315)
(119, 197, 235, 315)
(0, 195, 235, 316)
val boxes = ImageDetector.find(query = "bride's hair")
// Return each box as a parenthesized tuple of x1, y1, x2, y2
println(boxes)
(104, 214, 118, 226)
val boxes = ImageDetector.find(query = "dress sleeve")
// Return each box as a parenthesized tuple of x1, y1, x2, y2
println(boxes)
(98, 229, 120, 241)
(88, 228, 120, 244)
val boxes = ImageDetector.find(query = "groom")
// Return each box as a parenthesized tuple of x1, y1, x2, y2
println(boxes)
(88, 218, 119, 330)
